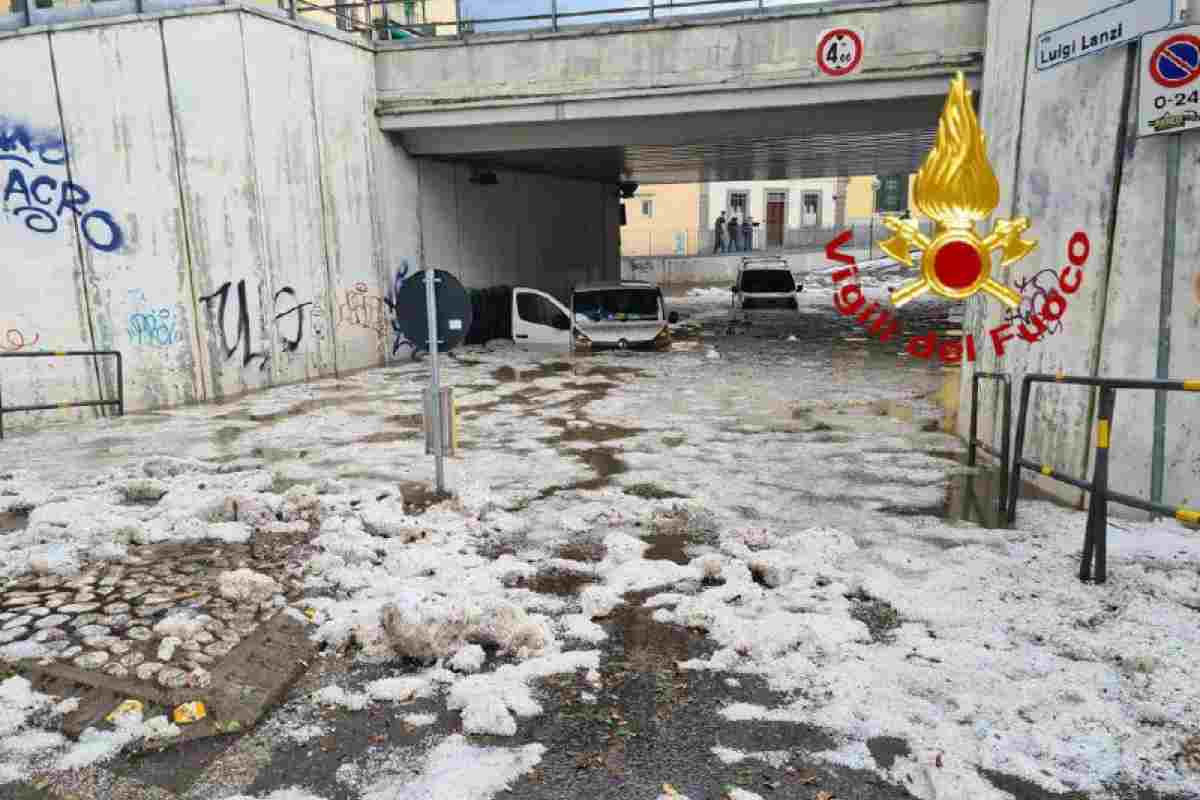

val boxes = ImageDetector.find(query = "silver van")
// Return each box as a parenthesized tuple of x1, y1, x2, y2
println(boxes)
(571, 281, 679, 350)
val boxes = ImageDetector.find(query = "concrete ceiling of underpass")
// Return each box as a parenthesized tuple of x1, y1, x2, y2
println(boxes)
(402, 93, 955, 185)
(438, 126, 938, 185)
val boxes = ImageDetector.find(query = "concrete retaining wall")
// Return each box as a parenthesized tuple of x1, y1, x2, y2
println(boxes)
(0, 5, 618, 432)
(959, 0, 1200, 515)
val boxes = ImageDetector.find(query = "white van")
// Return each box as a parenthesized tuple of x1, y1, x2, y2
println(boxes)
(571, 281, 679, 351)
(732, 257, 802, 311)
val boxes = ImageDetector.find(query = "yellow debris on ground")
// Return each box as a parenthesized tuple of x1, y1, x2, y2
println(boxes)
(172, 701, 207, 724)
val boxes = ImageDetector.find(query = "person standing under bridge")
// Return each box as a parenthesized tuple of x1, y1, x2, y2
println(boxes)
(741, 216, 754, 252)
(727, 215, 740, 252)
(714, 213, 726, 254)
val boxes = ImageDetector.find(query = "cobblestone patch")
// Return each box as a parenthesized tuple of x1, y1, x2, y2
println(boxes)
(1, 539, 315, 748)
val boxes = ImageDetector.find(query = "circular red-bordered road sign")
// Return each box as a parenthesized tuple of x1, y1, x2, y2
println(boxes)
(1149, 33, 1200, 89)
(817, 28, 864, 77)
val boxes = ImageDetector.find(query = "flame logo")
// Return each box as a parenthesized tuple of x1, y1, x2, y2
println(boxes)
(912, 76, 999, 228)
(878, 72, 1035, 309)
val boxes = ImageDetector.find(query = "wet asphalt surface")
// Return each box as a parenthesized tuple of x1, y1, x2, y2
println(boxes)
(3, 289, 1190, 800)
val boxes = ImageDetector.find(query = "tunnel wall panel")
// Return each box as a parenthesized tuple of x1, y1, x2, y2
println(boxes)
(0, 33, 97, 424)
(53, 21, 201, 413)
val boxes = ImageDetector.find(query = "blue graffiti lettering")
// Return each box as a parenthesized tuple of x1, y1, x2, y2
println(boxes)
(0, 116, 123, 253)
(2, 166, 124, 251)
(128, 307, 181, 347)
(0, 119, 66, 167)
(80, 209, 123, 252)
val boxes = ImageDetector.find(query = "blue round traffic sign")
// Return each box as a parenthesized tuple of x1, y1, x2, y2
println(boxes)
(390, 269, 472, 354)
(1150, 33, 1200, 89)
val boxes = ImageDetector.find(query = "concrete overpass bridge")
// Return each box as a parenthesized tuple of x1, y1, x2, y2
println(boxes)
(376, 0, 987, 183)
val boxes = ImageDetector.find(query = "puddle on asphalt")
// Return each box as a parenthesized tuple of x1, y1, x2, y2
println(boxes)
(519, 570, 598, 596)
(642, 532, 690, 565)
(354, 430, 421, 445)
(0, 510, 28, 534)
(397, 480, 450, 514)
(556, 541, 607, 562)
(492, 363, 575, 383)
(880, 462, 1082, 530)
(543, 418, 644, 444)
(605, 592, 704, 673)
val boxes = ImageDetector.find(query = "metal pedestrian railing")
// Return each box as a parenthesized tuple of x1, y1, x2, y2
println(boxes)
(0, 350, 124, 440)
(967, 371, 1012, 515)
(1006, 373, 1200, 583)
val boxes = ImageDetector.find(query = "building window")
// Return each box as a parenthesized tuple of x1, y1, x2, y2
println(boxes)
(640, 198, 655, 218)
(728, 191, 748, 216)
(801, 192, 820, 227)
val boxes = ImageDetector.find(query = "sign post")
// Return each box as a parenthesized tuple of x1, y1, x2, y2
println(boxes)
(423, 264, 445, 494)
(389, 267, 471, 496)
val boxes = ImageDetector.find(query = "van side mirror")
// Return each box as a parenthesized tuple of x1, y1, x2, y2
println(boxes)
(668, 311, 679, 324)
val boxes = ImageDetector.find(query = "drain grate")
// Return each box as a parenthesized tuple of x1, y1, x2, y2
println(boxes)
(21, 612, 316, 749)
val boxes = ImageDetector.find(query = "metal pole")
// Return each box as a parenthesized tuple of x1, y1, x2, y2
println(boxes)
(998, 377, 1011, 517)
(1006, 377, 1033, 524)
(424, 266, 445, 494)
(115, 352, 124, 418)
(454, 0, 461, 36)
(1081, 387, 1116, 582)
(551, 0, 557, 30)
(648, 0, 654, 21)
(968, 374, 979, 467)
(1151, 133, 1181, 507)
(288, 0, 297, 19)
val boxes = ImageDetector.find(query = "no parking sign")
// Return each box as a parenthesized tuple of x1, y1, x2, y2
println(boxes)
(1138, 25, 1200, 137)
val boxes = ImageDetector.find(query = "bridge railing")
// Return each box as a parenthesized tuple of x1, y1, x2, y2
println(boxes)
(1, 0, 890, 42)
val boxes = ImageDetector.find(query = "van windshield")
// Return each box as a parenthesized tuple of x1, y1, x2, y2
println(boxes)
(573, 289, 661, 322)
(740, 270, 796, 293)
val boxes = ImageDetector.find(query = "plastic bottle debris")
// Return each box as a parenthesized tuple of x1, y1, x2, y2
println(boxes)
(173, 701, 207, 724)
(105, 699, 143, 724)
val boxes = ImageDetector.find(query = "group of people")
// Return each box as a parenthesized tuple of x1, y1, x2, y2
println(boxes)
(713, 212, 755, 253)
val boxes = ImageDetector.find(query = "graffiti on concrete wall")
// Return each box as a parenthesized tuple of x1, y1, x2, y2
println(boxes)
(382, 260, 413, 356)
(126, 290, 182, 347)
(337, 282, 391, 337)
(1002, 269, 1068, 343)
(0, 117, 125, 253)
(334, 261, 414, 356)
(199, 279, 312, 372)
(0, 326, 40, 352)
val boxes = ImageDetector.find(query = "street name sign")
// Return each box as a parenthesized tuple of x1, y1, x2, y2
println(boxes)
(1035, 0, 1177, 71)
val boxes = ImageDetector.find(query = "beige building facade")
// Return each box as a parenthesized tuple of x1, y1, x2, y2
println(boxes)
(622, 174, 916, 257)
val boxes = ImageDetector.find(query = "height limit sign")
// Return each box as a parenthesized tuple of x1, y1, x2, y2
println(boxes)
(1138, 25, 1200, 137)
(817, 27, 864, 77)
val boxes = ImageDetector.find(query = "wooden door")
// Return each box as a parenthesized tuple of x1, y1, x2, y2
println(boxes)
(766, 195, 786, 248)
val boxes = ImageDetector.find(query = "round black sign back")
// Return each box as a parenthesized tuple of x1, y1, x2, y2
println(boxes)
(391, 269, 473, 353)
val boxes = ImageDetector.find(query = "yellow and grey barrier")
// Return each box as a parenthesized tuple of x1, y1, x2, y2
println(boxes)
(1009, 373, 1200, 584)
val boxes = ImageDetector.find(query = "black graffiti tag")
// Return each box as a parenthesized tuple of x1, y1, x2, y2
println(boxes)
(199, 280, 269, 371)
(273, 287, 313, 353)
(1003, 269, 1066, 342)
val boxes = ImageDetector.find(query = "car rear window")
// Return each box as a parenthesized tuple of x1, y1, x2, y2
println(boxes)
(573, 289, 661, 322)
(740, 270, 795, 293)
